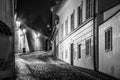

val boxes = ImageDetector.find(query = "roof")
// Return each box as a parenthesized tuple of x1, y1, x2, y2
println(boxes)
(0, 20, 12, 36)
(54, 0, 68, 14)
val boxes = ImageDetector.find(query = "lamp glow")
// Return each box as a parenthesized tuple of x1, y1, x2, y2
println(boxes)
(16, 21, 21, 28)
(37, 33, 40, 37)
(23, 29, 26, 33)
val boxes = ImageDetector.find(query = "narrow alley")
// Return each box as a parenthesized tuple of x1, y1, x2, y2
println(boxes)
(0, 0, 120, 80)
(15, 51, 94, 80)
(15, 51, 118, 80)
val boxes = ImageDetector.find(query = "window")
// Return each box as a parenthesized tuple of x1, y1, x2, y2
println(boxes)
(61, 24, 63, 39)
(105, 27, 112, 52)
(65, 18, 68, 36)
(86, 39, 91, 56)
(78, 2, 83, 26)
(65, 50, 67, 58)
(78, 44, 81, 58)
(61, 52, 63, 59)
(71, 11, 75, 32)
(86, 0, 93, 19)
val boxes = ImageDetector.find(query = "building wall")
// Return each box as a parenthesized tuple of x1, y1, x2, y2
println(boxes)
(0, 0, 14, 28)
(56, 0, 94, 69)
(0, 0, 14, 59)
(0, 0, 6, 22)
(15, 28, 29, 53)
(32, 31, 47, 51)
(28, 28, 48, 51)
(15, 26, 48, 53)
(0, 34, 12, 59)
(99, 8, 120, 78)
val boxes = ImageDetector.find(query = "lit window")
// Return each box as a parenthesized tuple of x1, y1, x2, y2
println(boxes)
(86, 39, 91, 56)
(86, 0, 93, 19)
(105, 27, 112, 52)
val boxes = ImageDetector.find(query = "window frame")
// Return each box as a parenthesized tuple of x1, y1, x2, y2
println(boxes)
(61, 51, 63, 59)
(65, 50, 68, 59)
(71, 11, 75, 32)
(86, 39, 91, 57)
(105, 27, 112, 52)
(78, 44, 82, 59)
(86, 0, 93, 20)
(61, 24, 64, 39)
(65, 18, 68, 36)
(78, 1, 83, 26)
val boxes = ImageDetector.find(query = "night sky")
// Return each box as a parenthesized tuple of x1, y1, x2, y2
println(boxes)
(16, 0, 57, 37)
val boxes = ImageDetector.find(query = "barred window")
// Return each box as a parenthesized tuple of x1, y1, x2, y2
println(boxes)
(78, 2, 83, 26)
(105, 27, 112, 52)
(71, 11, 75, 32)
(86, 39, 91, 56)
(86, 0, 93, 19)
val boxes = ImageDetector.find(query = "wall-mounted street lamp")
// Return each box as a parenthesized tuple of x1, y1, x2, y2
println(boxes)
(35, 32, 40, 39)
(16, 20, 21, 28)
(47, 24, 50, 28)
(22, 28, 26, 34)
(37, 33, 40, 37)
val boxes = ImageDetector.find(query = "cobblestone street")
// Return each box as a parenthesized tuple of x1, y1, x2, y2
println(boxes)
(15, 51, 97, 80)
(15, 51, 119, 80)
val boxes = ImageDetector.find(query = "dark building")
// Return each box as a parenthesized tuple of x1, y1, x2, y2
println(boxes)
(0, 0, 16, 79)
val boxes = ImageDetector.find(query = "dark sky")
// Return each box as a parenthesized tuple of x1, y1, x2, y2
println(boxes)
(17, 0, 57, 37)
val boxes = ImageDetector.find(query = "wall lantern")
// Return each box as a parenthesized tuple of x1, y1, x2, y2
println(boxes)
(16, 20, 21, 28)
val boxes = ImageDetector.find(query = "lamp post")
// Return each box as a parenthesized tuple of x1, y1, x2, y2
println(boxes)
(22, 28, 26, 53)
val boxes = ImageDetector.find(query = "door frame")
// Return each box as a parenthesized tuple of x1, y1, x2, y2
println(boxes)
(70, 43, 74, 65)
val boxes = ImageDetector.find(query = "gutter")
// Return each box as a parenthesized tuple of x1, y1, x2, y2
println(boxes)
(50, 26, 56, 41)
(93, 0, 98, 71)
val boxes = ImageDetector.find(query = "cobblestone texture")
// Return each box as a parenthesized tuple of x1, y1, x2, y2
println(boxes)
(15, 51, 106, 80)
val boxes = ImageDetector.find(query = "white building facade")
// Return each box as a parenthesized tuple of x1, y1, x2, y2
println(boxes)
(52, 0, 120, 79)
(99, 4, 120, 79)
(56, 0, 94, 70)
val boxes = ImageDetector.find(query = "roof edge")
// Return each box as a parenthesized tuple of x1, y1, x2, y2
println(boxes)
(55, 0, 68, 14)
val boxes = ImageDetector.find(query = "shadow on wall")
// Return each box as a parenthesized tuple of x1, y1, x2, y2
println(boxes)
(0, 20, 13, 67)
(26, 29, 47, 52)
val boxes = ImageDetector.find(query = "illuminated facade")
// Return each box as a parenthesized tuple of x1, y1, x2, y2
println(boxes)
(51, 0, 120, 78)
(53, 0, 94, 70)
(15, 24, 48, 53)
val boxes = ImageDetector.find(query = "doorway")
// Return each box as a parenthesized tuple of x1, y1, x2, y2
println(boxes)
(70, 43, 74, 65)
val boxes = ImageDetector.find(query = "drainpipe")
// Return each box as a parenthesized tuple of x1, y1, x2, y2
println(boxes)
(93, 0, 98, 71)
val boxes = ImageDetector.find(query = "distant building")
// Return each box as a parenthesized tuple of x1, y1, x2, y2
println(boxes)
(14, 23, 30, 53)
(50, 0, 120, 79)
(15, 23, 48, 53)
